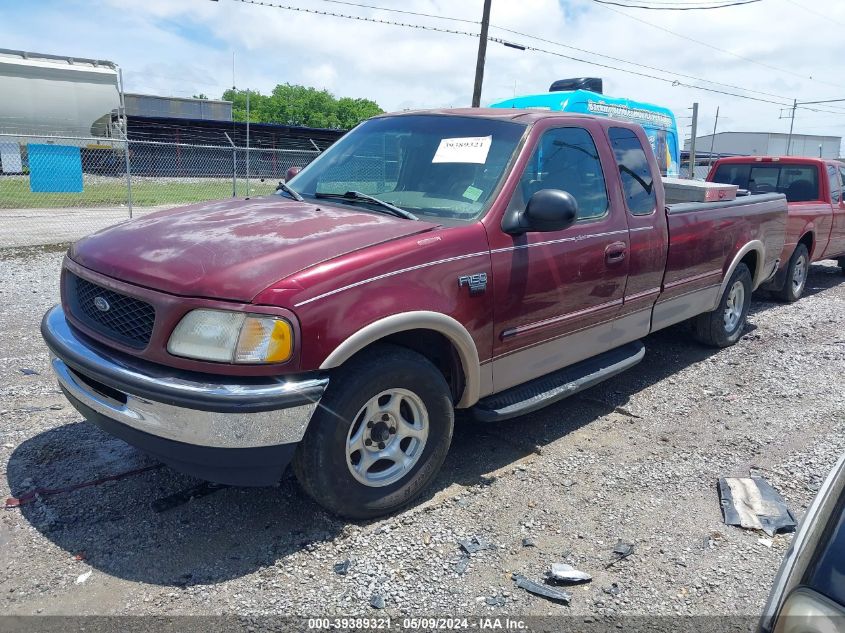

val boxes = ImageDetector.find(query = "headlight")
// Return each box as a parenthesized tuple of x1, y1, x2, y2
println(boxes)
(772, 589, 845, 633)
(167, 309, 293, 364)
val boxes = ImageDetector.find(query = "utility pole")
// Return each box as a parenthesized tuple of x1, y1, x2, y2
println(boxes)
(471, 0, 492, 108)
(245, 89, 250, 196)
(786, 98, 797, 157)
(708, 106, 720, 169)
(781, 97, 845, 157)
(688, 102, 699, 180)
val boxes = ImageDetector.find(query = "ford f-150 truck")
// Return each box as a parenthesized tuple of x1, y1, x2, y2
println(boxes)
(41, 109, 787, 518)
(708, 156, 845, 302)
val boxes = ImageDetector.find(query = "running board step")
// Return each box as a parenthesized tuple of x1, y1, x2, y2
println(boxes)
(471, 341, 645, 422)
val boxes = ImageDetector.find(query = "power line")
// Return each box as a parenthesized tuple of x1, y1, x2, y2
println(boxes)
(780, 0, 845, 28)
(591, 0, 845, 92)
(592, 0, 762, 10)
(298, 0, 797, 103)
(223, 0, 845, 113)
(226, 0, 487, 38)
(290, 0, 479, 25)
(600, 0, 752, 3)
(487, 25, 793, 102)
(515, 41, 793, 106)
(487, 25, 845, 113)
(300, 0, 845, 112)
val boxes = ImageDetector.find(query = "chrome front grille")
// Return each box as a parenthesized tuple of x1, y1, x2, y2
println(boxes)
(67, 273, 155, 349)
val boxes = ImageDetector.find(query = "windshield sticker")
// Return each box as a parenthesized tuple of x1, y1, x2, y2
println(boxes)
(462, 185, 483, 202)
(432, 136, 492, 164)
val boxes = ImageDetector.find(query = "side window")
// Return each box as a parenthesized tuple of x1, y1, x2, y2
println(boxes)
(608, 127, 656, 215)
(828, 165, 842, 204)
(518, 127, 608, 221)
(840, 167, 845, 203)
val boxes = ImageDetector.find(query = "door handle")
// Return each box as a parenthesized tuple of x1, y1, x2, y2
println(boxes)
(605, 241, 627, 264)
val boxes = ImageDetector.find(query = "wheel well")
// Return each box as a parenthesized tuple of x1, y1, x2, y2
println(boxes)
(798, 232, 814, 257)
(740, 250, 758, 282)
(347, 329, 466, 404)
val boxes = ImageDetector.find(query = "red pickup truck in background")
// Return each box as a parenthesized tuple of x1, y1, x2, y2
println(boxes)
(708, 156, 845, 302)
(42, 109, 787, 518)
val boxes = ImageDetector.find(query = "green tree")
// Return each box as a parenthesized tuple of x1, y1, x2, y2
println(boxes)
(193, 93, 209, 100)
(222, 84, 382, 129)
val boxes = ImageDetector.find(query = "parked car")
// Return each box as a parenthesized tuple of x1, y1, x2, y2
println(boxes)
(708, 156, 845, 302)
(759, 453, 845, 633)
(41, 109, 787, 518)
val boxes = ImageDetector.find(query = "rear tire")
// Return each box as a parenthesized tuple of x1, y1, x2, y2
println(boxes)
(773, 244, 809, 303)
(692, 263, 752, 348)
(838, 258, 845, 276)
(293, 344, 454, 519)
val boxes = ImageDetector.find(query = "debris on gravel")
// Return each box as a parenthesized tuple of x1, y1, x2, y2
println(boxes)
(718, 476, 797, 536)
(333, 560, 351, 576)
(548, 563, 592, 584)
(512, 574, 572, 604)
(457, 536, 494, 555)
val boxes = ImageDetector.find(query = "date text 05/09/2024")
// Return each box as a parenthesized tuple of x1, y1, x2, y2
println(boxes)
(306, 617, 529, 630)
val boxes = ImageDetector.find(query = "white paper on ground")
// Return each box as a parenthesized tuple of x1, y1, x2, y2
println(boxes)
(432, 136, 492, 164)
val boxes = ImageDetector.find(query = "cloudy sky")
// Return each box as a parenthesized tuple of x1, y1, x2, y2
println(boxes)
(3, 0, 844, 150)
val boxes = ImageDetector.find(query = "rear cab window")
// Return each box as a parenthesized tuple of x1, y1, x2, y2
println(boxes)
(608, 127, 656, 215)
(712, 162, 820, 202)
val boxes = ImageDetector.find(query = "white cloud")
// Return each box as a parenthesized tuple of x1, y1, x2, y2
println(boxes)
(3, 0, 844, 151)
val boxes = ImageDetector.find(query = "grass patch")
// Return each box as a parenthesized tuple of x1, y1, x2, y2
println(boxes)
(0, 242, 71, 260)
(0, 177, 278, 209)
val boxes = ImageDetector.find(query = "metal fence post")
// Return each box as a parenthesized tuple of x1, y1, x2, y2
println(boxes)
(123, 137, 133, 218)
(224, 132, 237, 197)
(118, 68, 133, 218)
(245, 89, 250, 196)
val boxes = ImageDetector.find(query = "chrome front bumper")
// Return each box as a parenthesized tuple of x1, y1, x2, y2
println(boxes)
(42, 305, 328, 450)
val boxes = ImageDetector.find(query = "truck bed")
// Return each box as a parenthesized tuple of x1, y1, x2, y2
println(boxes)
(652, 193, 787, 331)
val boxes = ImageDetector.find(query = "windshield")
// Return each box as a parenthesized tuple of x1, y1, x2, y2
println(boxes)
(285, 114, 527, 222)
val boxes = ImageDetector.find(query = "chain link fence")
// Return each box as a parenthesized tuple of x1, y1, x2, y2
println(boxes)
(0, 133, 320, 248)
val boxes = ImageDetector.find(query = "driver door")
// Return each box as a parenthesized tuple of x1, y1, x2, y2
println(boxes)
(488, 123, 630, 393)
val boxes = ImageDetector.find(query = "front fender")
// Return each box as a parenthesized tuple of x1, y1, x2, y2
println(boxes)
(320, 311, 482, 407)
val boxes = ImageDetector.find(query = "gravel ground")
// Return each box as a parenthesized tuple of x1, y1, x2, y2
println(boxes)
(1, 245, 844, 618)
(0, 207, 164, 248)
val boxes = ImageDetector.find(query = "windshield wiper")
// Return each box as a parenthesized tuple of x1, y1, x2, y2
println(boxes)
(276, 181, 304, 202)
(314, 190, 418, 220)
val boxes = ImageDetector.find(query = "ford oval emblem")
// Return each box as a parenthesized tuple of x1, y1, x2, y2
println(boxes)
(93, 296, 110, 312)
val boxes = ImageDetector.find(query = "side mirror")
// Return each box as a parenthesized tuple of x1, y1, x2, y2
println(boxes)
(503, 189, 579, 235)
(285, 166, 302, 182)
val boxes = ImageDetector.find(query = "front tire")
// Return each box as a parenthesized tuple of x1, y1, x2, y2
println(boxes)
(773, 244, 809, 303)
(293, 344, 454, 519)
(692, 263, 752, 348)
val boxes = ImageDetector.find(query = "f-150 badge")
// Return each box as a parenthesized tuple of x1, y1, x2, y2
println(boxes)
(458, 272, 488, 295)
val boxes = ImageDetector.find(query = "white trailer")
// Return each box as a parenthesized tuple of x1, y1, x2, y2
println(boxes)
(0, 48, 122, 139)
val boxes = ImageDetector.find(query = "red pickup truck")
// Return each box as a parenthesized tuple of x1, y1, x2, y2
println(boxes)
(41, 109, 787, 518)
(707, 156, 845, 302)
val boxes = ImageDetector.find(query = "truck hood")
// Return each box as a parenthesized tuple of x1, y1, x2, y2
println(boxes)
(69, 196, 438, 301)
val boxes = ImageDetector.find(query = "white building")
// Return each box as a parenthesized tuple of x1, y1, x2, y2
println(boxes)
(684, 131, 842, 159)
